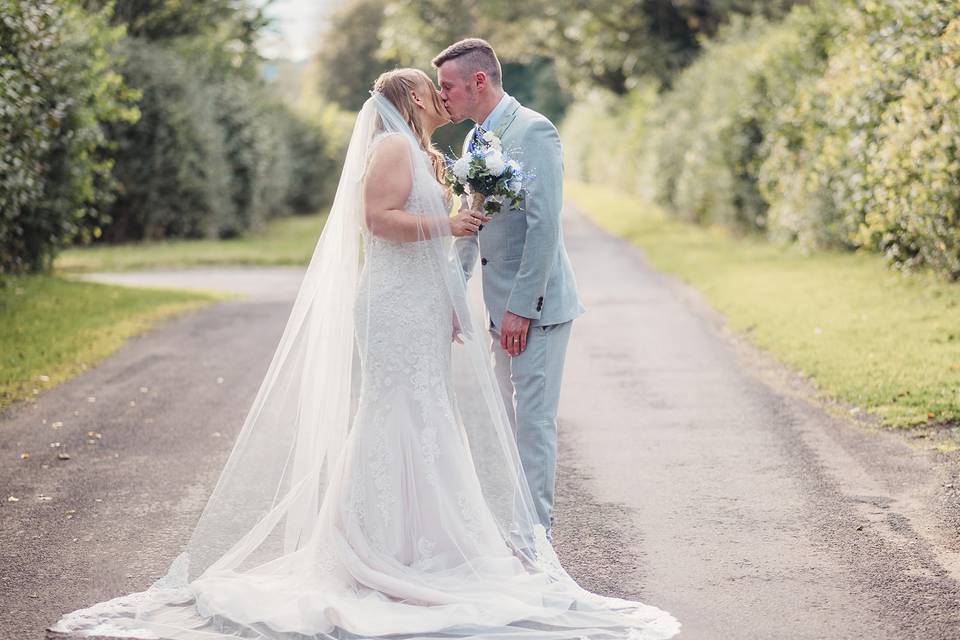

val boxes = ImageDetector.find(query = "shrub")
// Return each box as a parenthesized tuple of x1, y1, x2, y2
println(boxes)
(760, 0, 956, 252)
(279, 108, 340, 215)
(566, 0, 960, 280)
(0, 0, 137, 274)
(652, 6, 836, 232)
(103, 39, 233, 241)
(859, 17, 960, 278)
(561, 84, 658, 198)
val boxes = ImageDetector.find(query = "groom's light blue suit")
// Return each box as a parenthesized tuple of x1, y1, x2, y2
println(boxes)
(456, 93, 584, 538)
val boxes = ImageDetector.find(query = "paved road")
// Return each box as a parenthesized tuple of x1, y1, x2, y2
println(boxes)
(1, 206, 959, 639)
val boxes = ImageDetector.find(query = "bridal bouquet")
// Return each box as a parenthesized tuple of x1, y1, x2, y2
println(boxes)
(445, 128, 528, 215)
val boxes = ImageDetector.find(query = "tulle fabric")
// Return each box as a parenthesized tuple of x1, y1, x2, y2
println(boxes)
(50, 94, 680, 640)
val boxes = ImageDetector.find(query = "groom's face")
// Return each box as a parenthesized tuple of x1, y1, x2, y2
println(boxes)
(437, 60, 476, 124)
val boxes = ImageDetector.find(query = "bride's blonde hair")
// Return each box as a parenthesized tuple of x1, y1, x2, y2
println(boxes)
(372, 68, 447, 185)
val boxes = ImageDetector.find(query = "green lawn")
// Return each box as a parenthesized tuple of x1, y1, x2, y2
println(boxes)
(0, 276, 224, 411)
(55, 213, 328, 272)
(3, 213, 325, 413)
(567, 182, 960, 431)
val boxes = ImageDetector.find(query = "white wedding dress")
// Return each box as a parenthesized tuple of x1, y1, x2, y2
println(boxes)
(51, 95, 679, 640)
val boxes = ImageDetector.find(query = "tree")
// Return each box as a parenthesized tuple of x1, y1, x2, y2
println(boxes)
(0, 0, 138, 274)
(380, 0, 801, 94)
(314, 0, 402, 111)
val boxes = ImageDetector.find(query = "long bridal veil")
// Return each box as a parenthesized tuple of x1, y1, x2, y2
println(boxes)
(51, 93, 679, 640)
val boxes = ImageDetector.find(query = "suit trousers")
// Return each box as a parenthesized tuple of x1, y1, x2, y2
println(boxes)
(489, 319, 573, 540)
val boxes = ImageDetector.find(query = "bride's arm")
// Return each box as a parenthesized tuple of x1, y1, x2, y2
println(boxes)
(363, 135, 485, 242)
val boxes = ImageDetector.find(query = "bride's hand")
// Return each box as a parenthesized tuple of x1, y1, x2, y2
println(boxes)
(449, 207, 490, 237)
(452, 313, 464, 344)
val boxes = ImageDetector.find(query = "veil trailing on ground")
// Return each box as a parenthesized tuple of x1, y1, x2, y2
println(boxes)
(51, 93, 679, 640)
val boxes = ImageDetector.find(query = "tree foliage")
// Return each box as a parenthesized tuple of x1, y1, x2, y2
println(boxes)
(0, 0, 138, 275)
(1, 0, 341, 273)
(380, 0, 799, 94)
(314, 0, 402, 111)
(563, 0, 960, 279)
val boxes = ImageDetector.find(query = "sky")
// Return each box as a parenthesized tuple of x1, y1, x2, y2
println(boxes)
(257, 0, 341, 61)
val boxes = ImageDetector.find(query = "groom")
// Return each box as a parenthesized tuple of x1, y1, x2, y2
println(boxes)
(433, 39, 584, 540)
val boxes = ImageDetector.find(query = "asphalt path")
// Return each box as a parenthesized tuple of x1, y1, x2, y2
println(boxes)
(1, 205, 958, 639)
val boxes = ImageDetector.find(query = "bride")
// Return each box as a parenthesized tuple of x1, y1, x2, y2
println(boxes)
(51, 68, 680, 640)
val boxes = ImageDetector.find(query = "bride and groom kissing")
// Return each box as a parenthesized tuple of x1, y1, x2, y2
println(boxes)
(51, 38, 679, 640)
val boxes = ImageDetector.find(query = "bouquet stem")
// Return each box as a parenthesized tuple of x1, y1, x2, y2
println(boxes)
(468, 192, 486, 212)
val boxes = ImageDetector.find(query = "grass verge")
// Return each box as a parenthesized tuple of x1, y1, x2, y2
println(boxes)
(1, 276, 225, 411)
(567, 181, 960, 430)
(55, 213, 327, 272)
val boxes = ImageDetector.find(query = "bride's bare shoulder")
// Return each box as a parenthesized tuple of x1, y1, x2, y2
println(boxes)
(369, 131, 410, 157)
(364, 134, 414, 210)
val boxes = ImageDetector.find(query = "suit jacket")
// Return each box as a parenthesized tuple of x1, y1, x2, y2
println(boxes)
(455, 95, 585, 330)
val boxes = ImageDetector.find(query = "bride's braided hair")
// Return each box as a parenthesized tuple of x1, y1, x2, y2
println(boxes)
(372, 69, 448, 186)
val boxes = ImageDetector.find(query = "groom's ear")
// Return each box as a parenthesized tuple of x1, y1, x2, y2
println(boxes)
(474, 70, 488, 90)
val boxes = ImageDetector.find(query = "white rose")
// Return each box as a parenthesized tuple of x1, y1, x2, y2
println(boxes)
(507, 159, 521, 174)
(482, 131, 502, 151)
(452, 156, 471, 181)
(508, 177, 523, 194)
(484, 149, 506, 176)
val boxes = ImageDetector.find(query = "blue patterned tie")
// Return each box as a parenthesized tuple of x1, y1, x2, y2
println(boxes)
(467, 126, 483, 153)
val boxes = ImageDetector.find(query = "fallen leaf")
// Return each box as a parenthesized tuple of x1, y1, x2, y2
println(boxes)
(20, 452, 29, 460)
(51, 421, 63, 428)
(37, 494, 52, 501)
(49, 442, 61, 448)
(86, 431, 101, 439)
(57, 452, 71, 460)
(38, 375, 49, 382)
(7, 496, 19, 503)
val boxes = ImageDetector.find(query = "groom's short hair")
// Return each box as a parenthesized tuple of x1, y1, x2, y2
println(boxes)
(431, 38, 502, 88)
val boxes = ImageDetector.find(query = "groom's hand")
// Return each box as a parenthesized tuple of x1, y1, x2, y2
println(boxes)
(500, 311, 531, 357)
